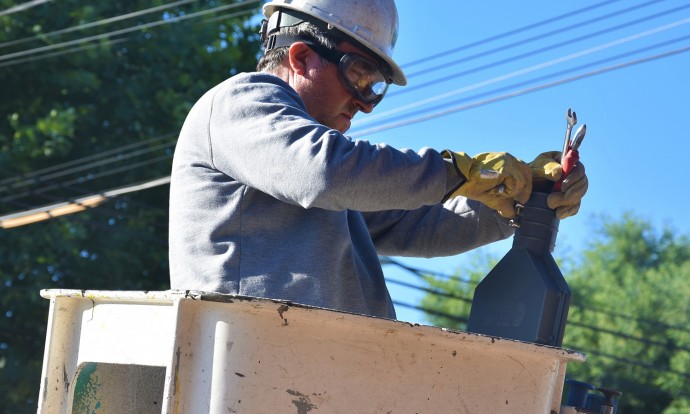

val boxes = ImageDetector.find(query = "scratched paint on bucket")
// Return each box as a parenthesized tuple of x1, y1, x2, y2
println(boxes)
(287, 390, 318, 413)
(72, 362, 102, 414)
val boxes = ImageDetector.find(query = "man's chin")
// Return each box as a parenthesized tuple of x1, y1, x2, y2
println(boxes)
(336, 115, 351, 133)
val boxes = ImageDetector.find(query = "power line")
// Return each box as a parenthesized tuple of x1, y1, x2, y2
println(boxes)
(0, 0, 53, 18)
(2, 187, 168, 254)
(355, 15, 690, 127)
(0, 133, 175, 187)
(382, 258, 690, 334)
(400, 0, 627, 69)
(390, 2, 690, 99)
(404, 1, 683, 80)
(0, 37, 128, 69)
(8, 15, 689, 222)
(355, 33, 690, 134)
(0, 176, 170, 228)
(0, 7, 261, 68)
(5, 1, 676, 198)
(351, 42, 690, 138)
(0, 5, 259, 208)
(0, 0, 261, 65)
(0, 0, 199, 49)
(0, 154, 171, 204)
(391, 277, 690, 355)
(385, 278, 473, 303)
(3, 194, 170, 246)
(0, 137, 175, 194)
(583, 348, 690, 383)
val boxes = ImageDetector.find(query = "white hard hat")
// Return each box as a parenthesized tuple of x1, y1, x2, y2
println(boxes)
(262, 0, 407, 86)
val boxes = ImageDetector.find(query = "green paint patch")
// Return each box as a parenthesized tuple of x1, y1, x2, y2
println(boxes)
(72, 362, 102, 414)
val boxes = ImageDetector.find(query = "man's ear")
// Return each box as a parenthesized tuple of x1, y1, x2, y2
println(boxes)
(287, 42, 314, 76)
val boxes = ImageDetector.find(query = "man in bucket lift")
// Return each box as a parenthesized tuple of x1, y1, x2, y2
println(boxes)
(168, 0, 588, 319)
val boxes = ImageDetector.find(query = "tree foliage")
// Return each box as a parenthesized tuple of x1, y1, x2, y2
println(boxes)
(0, 1, 262, 411)
(421, 214, 690, 413)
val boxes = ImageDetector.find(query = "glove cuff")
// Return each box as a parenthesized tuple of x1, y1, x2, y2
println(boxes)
(441, 150, 469, 202)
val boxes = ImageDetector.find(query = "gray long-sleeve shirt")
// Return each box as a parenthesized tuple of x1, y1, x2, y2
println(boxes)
(169, 72, 514, 319)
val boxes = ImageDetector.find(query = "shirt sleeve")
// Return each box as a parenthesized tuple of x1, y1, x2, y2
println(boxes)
(363, 196, 515, 257)
(205, 73, 460, 212)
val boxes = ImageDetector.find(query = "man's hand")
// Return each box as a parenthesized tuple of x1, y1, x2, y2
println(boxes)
(529, 151, 588, 219)
(443, 151, 532, 218)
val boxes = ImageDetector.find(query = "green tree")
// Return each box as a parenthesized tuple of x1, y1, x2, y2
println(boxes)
(564, 215, 690, 414)
(0, 1, 262, 412)
(421, 215, 690, 413)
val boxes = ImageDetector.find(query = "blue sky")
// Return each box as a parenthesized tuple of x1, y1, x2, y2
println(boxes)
(348, 0, 690, 323)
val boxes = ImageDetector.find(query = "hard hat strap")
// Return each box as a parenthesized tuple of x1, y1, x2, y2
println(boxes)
(260, 9, 393, 82)
(260, 10, 310, 45)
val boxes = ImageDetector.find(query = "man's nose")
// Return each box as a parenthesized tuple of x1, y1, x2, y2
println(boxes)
(354, 98, 375, 114)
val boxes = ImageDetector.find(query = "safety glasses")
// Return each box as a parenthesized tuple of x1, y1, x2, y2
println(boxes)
(306, 42, 390, 107)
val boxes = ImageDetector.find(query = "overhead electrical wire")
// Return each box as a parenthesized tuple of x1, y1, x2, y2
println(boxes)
(0, 176, 170, 229)
(390, 2, 690, 98)
(353, 34, 690, 136)
(387, 275, 690, 356)
(350, 42, 690, 138)
(0, 7, 261, 68)
(401, 0, 627, 69)
(0, 154, 171, 204)
(3, 182, 171, 242)
(385, 278, 473, 304)
(8, 11, 687, 207)
(0, 133, 175, 188)
(6, 0, 688, 223)
(354, 15, 690, 127)
(5, 2, 682, 230)
(0, 0, 53, 18)
(0, 37, 129, 69)
(0, 0, 261, 65)
(0, 0, 199, 49)
(0, 2, 256, 201)
(403, 0, 683, 80)
(383, 258, 690, 334)
(1, 138, 174, 193)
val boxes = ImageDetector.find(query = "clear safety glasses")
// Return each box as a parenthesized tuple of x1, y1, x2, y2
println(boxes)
(307, 42, 391, 107)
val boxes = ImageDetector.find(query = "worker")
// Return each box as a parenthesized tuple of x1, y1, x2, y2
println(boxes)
(168, 0, 588, 319)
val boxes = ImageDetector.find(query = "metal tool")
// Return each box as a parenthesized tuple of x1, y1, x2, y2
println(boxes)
(554, 109, 585, 192)
(570, 124, 586, 151)
(561, 108, 577, 162)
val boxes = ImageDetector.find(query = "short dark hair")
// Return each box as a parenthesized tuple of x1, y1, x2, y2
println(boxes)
(256, 21, 340, 73)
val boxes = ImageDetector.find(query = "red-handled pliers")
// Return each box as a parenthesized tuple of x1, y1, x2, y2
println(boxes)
(554, 123, 586, 191)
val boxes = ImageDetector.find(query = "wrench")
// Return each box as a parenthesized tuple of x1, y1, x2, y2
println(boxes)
(554, 110, 584, 192)
(561, 108, 577, 162)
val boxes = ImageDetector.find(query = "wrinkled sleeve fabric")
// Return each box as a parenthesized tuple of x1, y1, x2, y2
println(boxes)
(205, 73, 458, 211)
(364, 198, 514, 258)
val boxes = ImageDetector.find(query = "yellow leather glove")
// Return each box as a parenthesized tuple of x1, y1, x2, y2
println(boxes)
(528, 151, 588, 219)
(443, 151, 532, 218)
(529, 151, 563, 183)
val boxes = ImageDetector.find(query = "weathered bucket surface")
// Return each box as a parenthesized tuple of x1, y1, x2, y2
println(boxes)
(37, 290, 585, 413)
